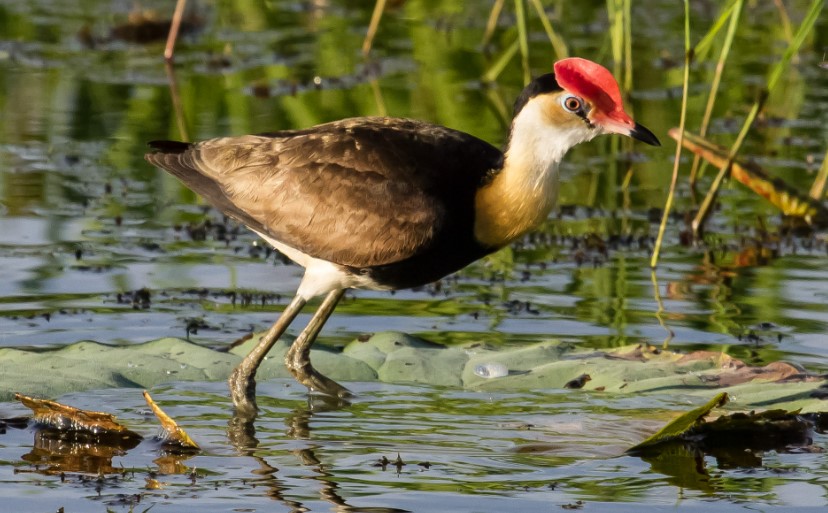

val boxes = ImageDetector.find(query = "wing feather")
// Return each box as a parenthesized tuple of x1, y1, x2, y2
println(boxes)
(146, 117, 502, 267)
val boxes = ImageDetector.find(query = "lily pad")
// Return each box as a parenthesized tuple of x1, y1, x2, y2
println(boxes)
(0, 334, 825, 414)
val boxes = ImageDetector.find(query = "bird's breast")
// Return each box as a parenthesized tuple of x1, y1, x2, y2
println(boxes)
(473, 159, 561, 248)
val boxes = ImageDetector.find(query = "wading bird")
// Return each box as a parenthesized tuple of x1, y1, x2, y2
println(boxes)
(146, 57, 660, 413)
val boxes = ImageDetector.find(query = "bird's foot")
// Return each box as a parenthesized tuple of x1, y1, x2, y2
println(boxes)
(228, 365, 258, 418)
(287, 363, 352, 399)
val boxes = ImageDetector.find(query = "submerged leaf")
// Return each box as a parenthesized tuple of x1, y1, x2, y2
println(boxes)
(628, 392, 729, 453)
(143, 391, 200, 452)
(669, 129, 828, 226)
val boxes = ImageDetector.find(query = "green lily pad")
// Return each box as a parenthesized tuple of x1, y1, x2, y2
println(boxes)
(1, 334, 825, 415)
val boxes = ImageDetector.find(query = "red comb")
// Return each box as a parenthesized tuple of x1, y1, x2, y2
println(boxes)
(553, 58, 631, 124)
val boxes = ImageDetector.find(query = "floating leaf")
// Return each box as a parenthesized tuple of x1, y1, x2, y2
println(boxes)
(628, 392, 729, 453)
(145, 477, 164, 489)
(628, 392, 822, 458)
(14, 393, 142, 474)
(694, 409, 812, 450)
(143, 390, 200, 452)
(670, 129, 828, 226)
(15, 393, 141, 441)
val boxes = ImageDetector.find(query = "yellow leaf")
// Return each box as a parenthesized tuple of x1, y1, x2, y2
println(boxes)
(143, 391, 200, 452)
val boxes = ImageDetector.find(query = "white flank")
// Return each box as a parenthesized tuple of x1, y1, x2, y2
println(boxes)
(255, 231, 390, 300)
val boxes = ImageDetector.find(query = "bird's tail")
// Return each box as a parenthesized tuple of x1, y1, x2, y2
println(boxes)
(145, 140, 266, 235)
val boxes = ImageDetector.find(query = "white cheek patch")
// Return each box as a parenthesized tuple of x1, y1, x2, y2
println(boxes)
(509, 100, 598, 174)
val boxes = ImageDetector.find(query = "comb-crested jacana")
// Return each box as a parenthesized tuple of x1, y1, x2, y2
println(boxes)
(146, 57, 660, 414)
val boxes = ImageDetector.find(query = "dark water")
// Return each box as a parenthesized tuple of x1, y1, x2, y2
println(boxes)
(1, 0, 827, 511)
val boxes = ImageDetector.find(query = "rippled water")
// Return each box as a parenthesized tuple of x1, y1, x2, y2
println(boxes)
(3, 381, 827, 512)
(0, 0, 827, 510)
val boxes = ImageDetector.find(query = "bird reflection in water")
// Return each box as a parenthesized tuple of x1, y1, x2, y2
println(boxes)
(228, 396, 411, 513)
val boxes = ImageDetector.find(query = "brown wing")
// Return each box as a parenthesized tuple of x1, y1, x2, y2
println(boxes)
(145, 117, 503, 267)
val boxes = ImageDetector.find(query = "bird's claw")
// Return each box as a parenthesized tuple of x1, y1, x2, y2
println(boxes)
(286, 361, 352, 398)
(305, 370, 353, 399)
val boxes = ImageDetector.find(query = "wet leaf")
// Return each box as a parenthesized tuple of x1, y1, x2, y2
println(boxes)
(629, 393, 821, 459)
(14, 393, 142, 474)
(669, 129, 828, 226)
(6, 337, 827, 415)
(694, 409, 812, 450)
(15, 393, 141, 440)
(145, 477, 164, 490)
(628, 392, 729, 453)
(143, 391, 200, 452)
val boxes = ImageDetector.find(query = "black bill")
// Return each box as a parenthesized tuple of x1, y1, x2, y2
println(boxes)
(630, 123, 661, 146)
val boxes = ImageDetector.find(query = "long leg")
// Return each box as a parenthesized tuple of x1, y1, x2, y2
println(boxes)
(229, 295, 307, 415)
(285, 288, 351, 398)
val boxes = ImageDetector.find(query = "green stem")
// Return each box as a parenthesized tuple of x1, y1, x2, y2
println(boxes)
(515, 0, 530, 85)
(650, 0, 691, 268)
(482, 0, 506, 47)
(528, 0, 568, 58)
(623, 0, 632, 91)
(693, 0, 738, 61)
(692, 0, 824, 235)
(482, 39, 519, 83)
(689, 0, 743, 187)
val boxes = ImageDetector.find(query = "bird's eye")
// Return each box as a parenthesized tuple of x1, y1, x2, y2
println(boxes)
(562, 95, 582, 112)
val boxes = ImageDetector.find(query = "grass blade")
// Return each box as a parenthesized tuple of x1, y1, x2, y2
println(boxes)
(528, 0, 568, 58)
(650, 0, 691, 268)
(809, 147, 828, 200)
(606, 0, 623, 78)
(482, 38, 519, 83)
(515, 0, 530, 85)
(693, 0, 738, 61)
(623, 0, 632, 91)
(483, 0, 506, 47)
(689, 0, 743, 186)
(692, 0, 824, 235)
(362, 0, 387, 56)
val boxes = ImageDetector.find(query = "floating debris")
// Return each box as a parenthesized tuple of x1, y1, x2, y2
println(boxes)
(563, 374, 592, 389)
(14, 393, 143, 474)
(145, 477, 164, 490)
(15, 393, 141, 441)
(142, 391, 200, 452)
(628, 393, 730, 453)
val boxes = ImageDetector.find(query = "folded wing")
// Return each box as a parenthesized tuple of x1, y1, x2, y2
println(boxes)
(146, 117, 502, 268)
